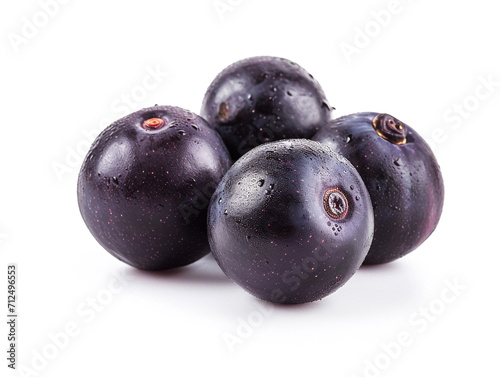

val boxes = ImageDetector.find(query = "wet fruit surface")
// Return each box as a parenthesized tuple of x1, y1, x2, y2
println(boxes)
(313, 112, 444, 265)
(207, 139, 374, 304)
(77, 105, 231, 270)
(200, 56, 333, 160)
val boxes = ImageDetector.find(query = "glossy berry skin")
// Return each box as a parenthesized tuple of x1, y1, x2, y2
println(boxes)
(200, 56, 333, 161)
(313, 112, 444, 265)
(77, 106, 231, 270)
(208, 139, 374, 304)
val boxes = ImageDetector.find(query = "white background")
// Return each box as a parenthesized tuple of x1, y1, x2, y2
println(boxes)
(1, 0, 499, 376)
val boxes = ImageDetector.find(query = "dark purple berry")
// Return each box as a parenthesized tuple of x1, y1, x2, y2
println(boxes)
(200, 56, 333, 160)
(208, 139, 374, 304)
(77, 105, 231, 270)
(313, 112, 444, 265)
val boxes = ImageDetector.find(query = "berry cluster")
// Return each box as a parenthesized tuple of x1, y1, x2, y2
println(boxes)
(78, 56, 444, 304)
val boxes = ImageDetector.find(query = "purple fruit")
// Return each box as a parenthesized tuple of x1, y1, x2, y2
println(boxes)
(200, 56, 333, 160)
(313, 112, 444, 265)
(77, 106, 231, 270)
(208, 139, 374, 304)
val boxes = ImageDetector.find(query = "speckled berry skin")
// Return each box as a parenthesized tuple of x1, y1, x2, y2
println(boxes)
(77, 106, 231, 270)
(208, 139, 374, 304)
(313, 112, 444, 265)
(200, 56, 333, 160)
